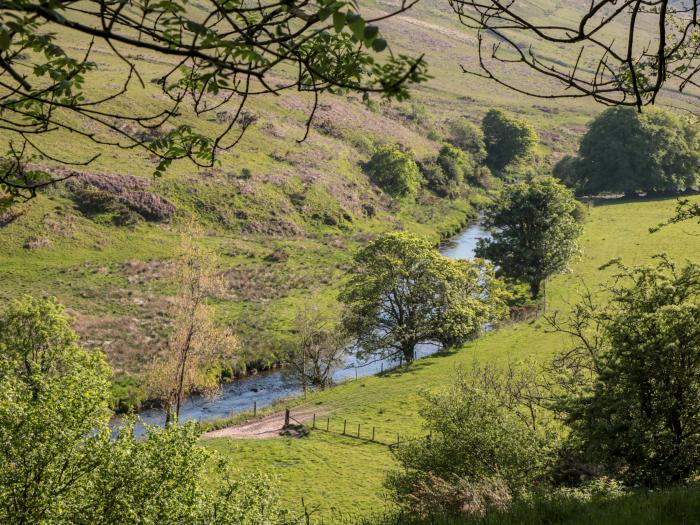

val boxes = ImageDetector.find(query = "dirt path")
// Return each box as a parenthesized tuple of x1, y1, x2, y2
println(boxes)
(203, 407, 327, 440)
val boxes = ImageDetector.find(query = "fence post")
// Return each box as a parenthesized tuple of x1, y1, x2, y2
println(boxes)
(396, 433, 400, 446)
(357, 423, 361, 438)
(327, 417, 330, 431)
(355, 366, 358, 380)
(380, 363, 384, 374)
(253, 400, 257, 417)
(313, 413, 316, 429)
(284, 408, 290, 427)
(372, 426, 375, 442)
(343, 419, 347, 435)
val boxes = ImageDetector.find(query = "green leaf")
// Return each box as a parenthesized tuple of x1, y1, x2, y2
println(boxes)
(371, 38, 387, 52)
(333, 11, 346, 33)
(363, 25, 379, 44)
(0, 29, 11, 51)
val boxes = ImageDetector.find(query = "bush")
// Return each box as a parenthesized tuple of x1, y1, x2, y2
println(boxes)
(447, 118, 486, 160)
(364, 145, 421, 198)
(387, 372, 554, 512)
(482, 109, 538, 172)
(420, 160, 458, 198)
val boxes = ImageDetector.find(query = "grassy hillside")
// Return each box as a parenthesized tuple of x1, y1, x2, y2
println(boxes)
(1, 0, 694, 403)
(205, 195, 700, 519)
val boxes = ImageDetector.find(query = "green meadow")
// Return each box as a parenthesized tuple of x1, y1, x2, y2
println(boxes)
(205, 195, 700, 519)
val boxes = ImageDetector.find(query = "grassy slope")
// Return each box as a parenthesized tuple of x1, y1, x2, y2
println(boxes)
(205, 195, 700, 519)
(0, 0, 692, 390)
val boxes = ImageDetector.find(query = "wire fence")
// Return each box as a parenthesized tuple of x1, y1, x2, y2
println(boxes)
(288, 409, 429, 449)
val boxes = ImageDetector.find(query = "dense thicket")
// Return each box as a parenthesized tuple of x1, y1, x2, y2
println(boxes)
(0, 296, 291, 525)
(557, 107, 700, 196)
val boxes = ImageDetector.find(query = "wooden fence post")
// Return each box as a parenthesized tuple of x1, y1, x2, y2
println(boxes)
(284, 408, 290, 427)
(396, 433, 400, 446)
(380, 363, 384, 374)
(313, 413, 316, 428)
(327, 417, 330, 431)
(357, 423, 361, 438)
(343, 419, 347, 435)
(355, 366, 358, 380)
(253, 400, 257, 417)
(372, 427, 375, 442)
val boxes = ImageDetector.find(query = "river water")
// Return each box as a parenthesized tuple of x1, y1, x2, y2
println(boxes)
(119, 222, 490, 430)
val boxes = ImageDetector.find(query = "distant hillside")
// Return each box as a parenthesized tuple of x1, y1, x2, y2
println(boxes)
(0, 0, 693, 408)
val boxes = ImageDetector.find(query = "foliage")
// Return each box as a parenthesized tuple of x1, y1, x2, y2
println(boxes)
(146, 227, 237, 422)
(340, 232, 509, 362)
(481, 110, 538, 172)
(283, 307, 347, 390)
(549, 257, 700, 486)
(476, 177, 582, 298)
(437, 145, 475, 187)
(572, 107, 700, 196)
(364, 145, 422, 198)
(0, 296, 291, 525)
(447, 118, 486, 161)
(0, 0, 428, 204)
(386, 371, 554, 511)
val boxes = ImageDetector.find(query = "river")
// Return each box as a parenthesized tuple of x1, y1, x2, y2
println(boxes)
(117, 221, 490, 431)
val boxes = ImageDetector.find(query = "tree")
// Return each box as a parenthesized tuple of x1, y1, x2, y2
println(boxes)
(340, 232, 509, 363)
(447, 117, 487, 160)
(0, 0, 428, 205)
(449, 0, 700, 109)
(146, 228, 237, 423)
(283, 307, 347, 391)
(548, 257, 700, 487)
(364, 145, 422, 198)
(572, 107, 700, 196)
(0, 296, 291, 524)
(481, 109, 538, 172)
(476, 177, 582, 299)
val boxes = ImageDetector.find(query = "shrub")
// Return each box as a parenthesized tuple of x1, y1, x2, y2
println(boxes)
(482, 109, 538, 172)
(447, 118, 486, 160)
(387, 372, 554, 511)
(364, 145, 421, 198)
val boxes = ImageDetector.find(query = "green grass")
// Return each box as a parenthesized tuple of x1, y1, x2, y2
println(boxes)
(204, 195, 700, 520)
(353, 485, 700, 525)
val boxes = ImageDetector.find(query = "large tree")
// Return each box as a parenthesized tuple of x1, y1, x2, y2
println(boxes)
(0, 296, 291, 524)
(548, 257, 700, 486)
(568, 107, 700, 196)
(476, 177, 582, 299)
(340, 232, 509, 363)
(0, 0, 427, 206)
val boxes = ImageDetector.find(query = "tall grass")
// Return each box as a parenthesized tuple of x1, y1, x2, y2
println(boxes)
(351, 485, 700, 525)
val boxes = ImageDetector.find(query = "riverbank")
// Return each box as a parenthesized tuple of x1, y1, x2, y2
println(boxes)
(112, 219, 491, 435)
(204, 196, 700, 517)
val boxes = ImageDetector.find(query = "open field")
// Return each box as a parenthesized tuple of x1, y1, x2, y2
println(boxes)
(205, 195, 700, 519)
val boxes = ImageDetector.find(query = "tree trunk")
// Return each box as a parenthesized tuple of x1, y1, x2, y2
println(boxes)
(401, 343, 415, 363)
(529, 279, 541, 299)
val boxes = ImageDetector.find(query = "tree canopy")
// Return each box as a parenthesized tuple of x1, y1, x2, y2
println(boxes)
(476, 177, 582, 299)
(0, 296, 291, 524)
(548, 257, 700, 486)
(0, 0, 427, 205)
(340, 232, 509, 362)
(364, 144, 422, 198)
(561, 107, 700, 196)
(481, 109, 538, 172)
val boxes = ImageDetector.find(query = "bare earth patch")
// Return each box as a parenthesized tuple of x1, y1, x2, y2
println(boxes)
(203, 407, 326, 440)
